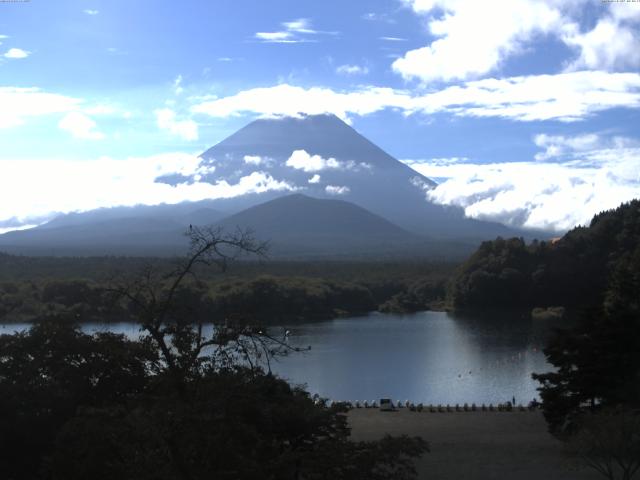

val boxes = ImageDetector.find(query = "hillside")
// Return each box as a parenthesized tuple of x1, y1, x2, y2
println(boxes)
(215, 194, 477, 258)
(0, 114, 525, 257)
(216, 193, 410, 252)
(195, 114, 515, 239)
(447, 200, 640, 311)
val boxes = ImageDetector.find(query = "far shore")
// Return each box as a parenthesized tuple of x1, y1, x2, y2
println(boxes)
(348, 409, 599, 480)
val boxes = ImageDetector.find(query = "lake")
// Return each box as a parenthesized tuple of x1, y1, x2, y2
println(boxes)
(1, 310, 553, 405)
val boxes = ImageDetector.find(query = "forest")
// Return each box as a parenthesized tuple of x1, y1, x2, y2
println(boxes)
(0, 227, 429, 480)
(1, 203, 639, 479)
(447, 200, 640, 314)
(0, 254, 453, 324)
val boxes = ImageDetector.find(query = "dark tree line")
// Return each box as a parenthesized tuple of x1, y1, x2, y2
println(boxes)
(448, 200, 640, 312)
(527, 203, 640, 479)
(533, 243, 640, 435)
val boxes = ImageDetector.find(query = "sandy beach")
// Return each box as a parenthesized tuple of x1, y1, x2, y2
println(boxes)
(348, 409, 600, 480)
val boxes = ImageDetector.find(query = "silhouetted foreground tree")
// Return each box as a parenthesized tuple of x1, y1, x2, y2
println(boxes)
(532, 226, 640, 479)
(568, 408, 640, 480)
(533, 245, 640, 435)
(0, 318, 157, 480)
(0, 227, 428, 480)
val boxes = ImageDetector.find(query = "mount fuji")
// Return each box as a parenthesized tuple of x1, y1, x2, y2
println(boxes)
(163, 114, 512, 238)
(0, 114, 518, 257)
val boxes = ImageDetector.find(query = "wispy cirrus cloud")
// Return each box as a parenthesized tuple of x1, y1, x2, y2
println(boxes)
(362, 12, 396, 24)
(255, 18, 337, 44)
(336, 64, 369, 76)
(380, 36, 407, 42)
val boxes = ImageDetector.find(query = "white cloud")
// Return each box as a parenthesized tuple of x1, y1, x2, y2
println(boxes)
(308, 174, 321, 184)
(83, 9, 99, 15)
(286, 150, 341, 172)
(380, 36, 407, 41)
(336, 64, 369, 76)
(255, 18, 334, 43)
(191, 71, 640, 123)
(285, 150, 369, 173)
(325, 185, 350, 195)
(255, 31, 295, 43)
(4, 48, 30, 59)
(563, 14, 640, 71)
(58, 112, 104, 140)
(173, 75, 184, 95)
(395, 0, 640, 82)
(154, 108, 198, 141)
(243, 155, 263, 165)
(362, 12, 396, 23)
(533, 133, 639, 161)
(405, 156, 468, 166)
(0, 224, 39, 235)
(0, 154, 297, 225)
(0, 87, 81, 129)
(282, 18, 316, 34)
(404, 135, 640, 232)
(394, 0, 563, 82)
(423, 71, 640, 121)
(191, 84, 405, 121)
(82, 104, 118, 116)
(533, 133, 600, 161)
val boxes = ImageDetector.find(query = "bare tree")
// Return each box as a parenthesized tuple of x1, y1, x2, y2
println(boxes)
(569, 408, 640, 480)
(108, 226, 305, 381)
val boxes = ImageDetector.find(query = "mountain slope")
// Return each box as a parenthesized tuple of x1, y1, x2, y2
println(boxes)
(0, 114, 523, 256)
(39, 201, 222, 230)
(0, 202, 223, 256)
(217, 193, 410, 240)
(190, 114, 514, 239)
(0, 217, 189, 256)
(214, 194, 474, 258)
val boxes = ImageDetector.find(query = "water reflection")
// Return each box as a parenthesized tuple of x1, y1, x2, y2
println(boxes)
(0, 311, 554, 404)
(271, 311, 552, 404)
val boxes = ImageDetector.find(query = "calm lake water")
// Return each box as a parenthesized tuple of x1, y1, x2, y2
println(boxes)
(1, 311, 553, 404)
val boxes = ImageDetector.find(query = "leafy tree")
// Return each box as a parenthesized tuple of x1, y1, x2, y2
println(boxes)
(533, 245, 640, 435)
(1, 227, 429, 479)
(51, 369, 427, 480)
(568, 408, 640, 480)
(0, 317, 157, 480)
(448, 200, 640, 312)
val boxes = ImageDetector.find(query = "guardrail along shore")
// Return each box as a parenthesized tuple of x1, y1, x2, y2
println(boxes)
(314, 398, 541, 412)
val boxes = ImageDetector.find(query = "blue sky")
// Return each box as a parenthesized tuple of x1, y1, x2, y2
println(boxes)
(0, 0, 639, 232)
